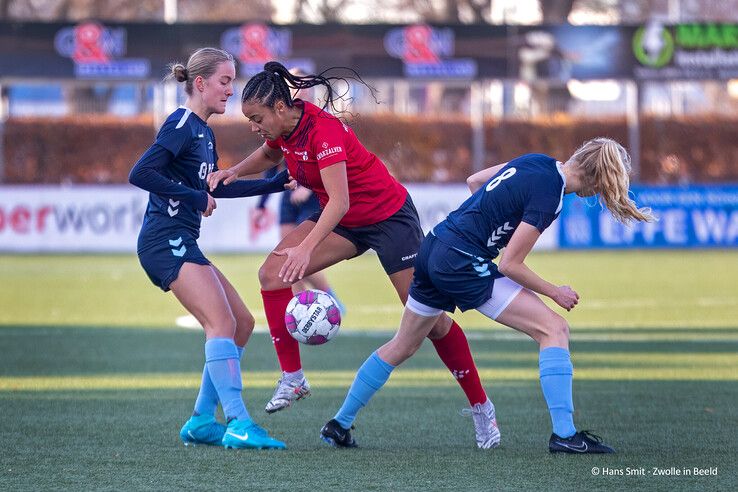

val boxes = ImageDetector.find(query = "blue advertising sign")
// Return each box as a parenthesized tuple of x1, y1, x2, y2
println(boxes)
(560, 185, 738, 248)
(54, 22, 149, 79)
(384, 24, 477, 78)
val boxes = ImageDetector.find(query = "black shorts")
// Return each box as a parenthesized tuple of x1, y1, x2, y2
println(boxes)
(308, 193, 424, 275)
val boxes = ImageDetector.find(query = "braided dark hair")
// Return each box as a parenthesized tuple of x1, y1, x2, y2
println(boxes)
(241, 61, 376, 115)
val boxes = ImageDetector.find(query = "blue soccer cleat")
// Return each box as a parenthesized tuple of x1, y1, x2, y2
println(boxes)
(222, 419, 287, 450)
(179, 414, 227, 446)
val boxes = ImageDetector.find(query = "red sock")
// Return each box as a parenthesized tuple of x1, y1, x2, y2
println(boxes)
(261, 287, 301, 372)
(432, 320, 487, 405)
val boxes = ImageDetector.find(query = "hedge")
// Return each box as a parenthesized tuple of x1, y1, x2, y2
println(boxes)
(3, 114, 736, 184)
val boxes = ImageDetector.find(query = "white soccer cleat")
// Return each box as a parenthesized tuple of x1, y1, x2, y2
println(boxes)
(462, 399, 501, 449)
(265, 376, 311, 414)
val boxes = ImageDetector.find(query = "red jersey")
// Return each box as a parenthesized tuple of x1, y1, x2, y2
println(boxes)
(265, 100, 407, 228)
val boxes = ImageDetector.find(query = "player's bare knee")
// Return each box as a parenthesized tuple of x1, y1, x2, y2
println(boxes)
(426, 315, 452, 340)
(203, 312, 237, 338)
(544, 314, 570, 344)
(258, 260, 287, 290)
(400, 339, 423, 360)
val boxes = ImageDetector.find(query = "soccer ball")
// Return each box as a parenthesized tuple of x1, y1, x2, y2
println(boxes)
(284, 289, 341, 345)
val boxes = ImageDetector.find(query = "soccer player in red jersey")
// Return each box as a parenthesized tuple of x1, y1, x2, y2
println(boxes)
(207, 61, 498, 448)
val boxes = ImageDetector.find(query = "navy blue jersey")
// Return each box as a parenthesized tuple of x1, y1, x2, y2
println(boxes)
(130, 106, 289, 254)
(433, 153, 565, 261)
(139, 107, 216, 235)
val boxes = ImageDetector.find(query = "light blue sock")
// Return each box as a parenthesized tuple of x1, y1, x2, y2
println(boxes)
(204, 338, 250, 422)
(334, 352, 394, 429)
(194, 345, 244, 416)
(539, 347, 576, 438)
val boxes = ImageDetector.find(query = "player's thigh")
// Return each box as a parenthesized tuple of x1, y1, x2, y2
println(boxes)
(170, 262, 235, 336)
(493, 288, 568, 344)
(388, 263, 454, 339)
(388, 267, 414, 304)
(279, 223, 295, 239)
(210, 264, 255, 344)
(378, 307, 440, 365)
(259, 220, 358, 287)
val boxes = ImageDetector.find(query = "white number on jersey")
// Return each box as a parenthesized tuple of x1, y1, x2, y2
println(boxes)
(198, 162, 215, 180)
(485, 167, 517, 192)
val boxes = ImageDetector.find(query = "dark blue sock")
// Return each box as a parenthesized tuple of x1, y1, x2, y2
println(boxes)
(205, 338, 250, 422)
(539, 347, 576, 438)
(334, 352, 394, 429)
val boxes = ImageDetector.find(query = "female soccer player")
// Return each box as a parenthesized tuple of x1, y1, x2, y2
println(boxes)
(254, 166, 345, 312)
(128, 48, 289, 450)
(321, 138, 654, 452)
(207, 61, 499, 449)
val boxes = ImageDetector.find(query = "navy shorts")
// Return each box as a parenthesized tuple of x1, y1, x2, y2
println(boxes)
(137, 228, 210, 292)
(280, 191, 321, 225)
(409, 233, 502, 312)
(308, 193, 424, 275)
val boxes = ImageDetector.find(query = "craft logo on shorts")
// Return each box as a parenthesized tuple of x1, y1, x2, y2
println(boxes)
(221, 23, 315, 77)
(384, 24, 476, 78)
(54, 22, 150, 79)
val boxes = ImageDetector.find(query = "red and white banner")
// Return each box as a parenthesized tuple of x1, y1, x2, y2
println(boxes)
(0, 184, 557, 253)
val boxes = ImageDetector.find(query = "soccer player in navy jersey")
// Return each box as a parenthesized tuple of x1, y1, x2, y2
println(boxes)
(207, 61, 499, 448)
(322, 138, 655, 452)
(128, 48, 291, 450)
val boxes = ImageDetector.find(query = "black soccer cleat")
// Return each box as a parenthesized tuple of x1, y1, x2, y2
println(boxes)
(549, 430, 615, 454)
(320, 419, 358, 448)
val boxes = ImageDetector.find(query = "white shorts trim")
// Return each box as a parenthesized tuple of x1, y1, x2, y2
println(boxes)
(476, 277, 524, 320)
(406, 295, 444, 317)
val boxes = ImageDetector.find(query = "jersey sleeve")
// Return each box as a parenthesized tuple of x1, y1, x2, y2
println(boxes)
(520, 174, 563, 233)
(128, 144, 208, 211)
(312, 121, 348, 169)
(154, 118, 191, 158)
(210, 169, 289, 199)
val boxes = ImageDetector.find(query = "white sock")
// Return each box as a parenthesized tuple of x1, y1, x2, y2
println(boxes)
(284, 369, 305, 381)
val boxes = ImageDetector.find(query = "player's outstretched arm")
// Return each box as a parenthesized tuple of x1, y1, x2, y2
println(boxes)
(209, 169, 293, 199)
(207, 143, 283, 191)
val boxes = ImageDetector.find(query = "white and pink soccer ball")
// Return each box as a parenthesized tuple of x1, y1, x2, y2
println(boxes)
(284, 289, 341, 345)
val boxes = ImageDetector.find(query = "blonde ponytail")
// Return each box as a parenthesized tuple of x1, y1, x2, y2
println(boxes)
(572, 138, 655, 224)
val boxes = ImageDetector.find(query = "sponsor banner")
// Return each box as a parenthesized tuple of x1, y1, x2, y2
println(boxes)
(560, 185, 738, 248)
(0, 184, 558, 253)
(221, 22, 315, 77)
(54, 22, 150, 79)
(2, 21, 737, 80)
(632, 21, 738, 80)
(0, 185, 279, 253)
(513, 25, 632, 81)
(384, 24, 478, 79)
